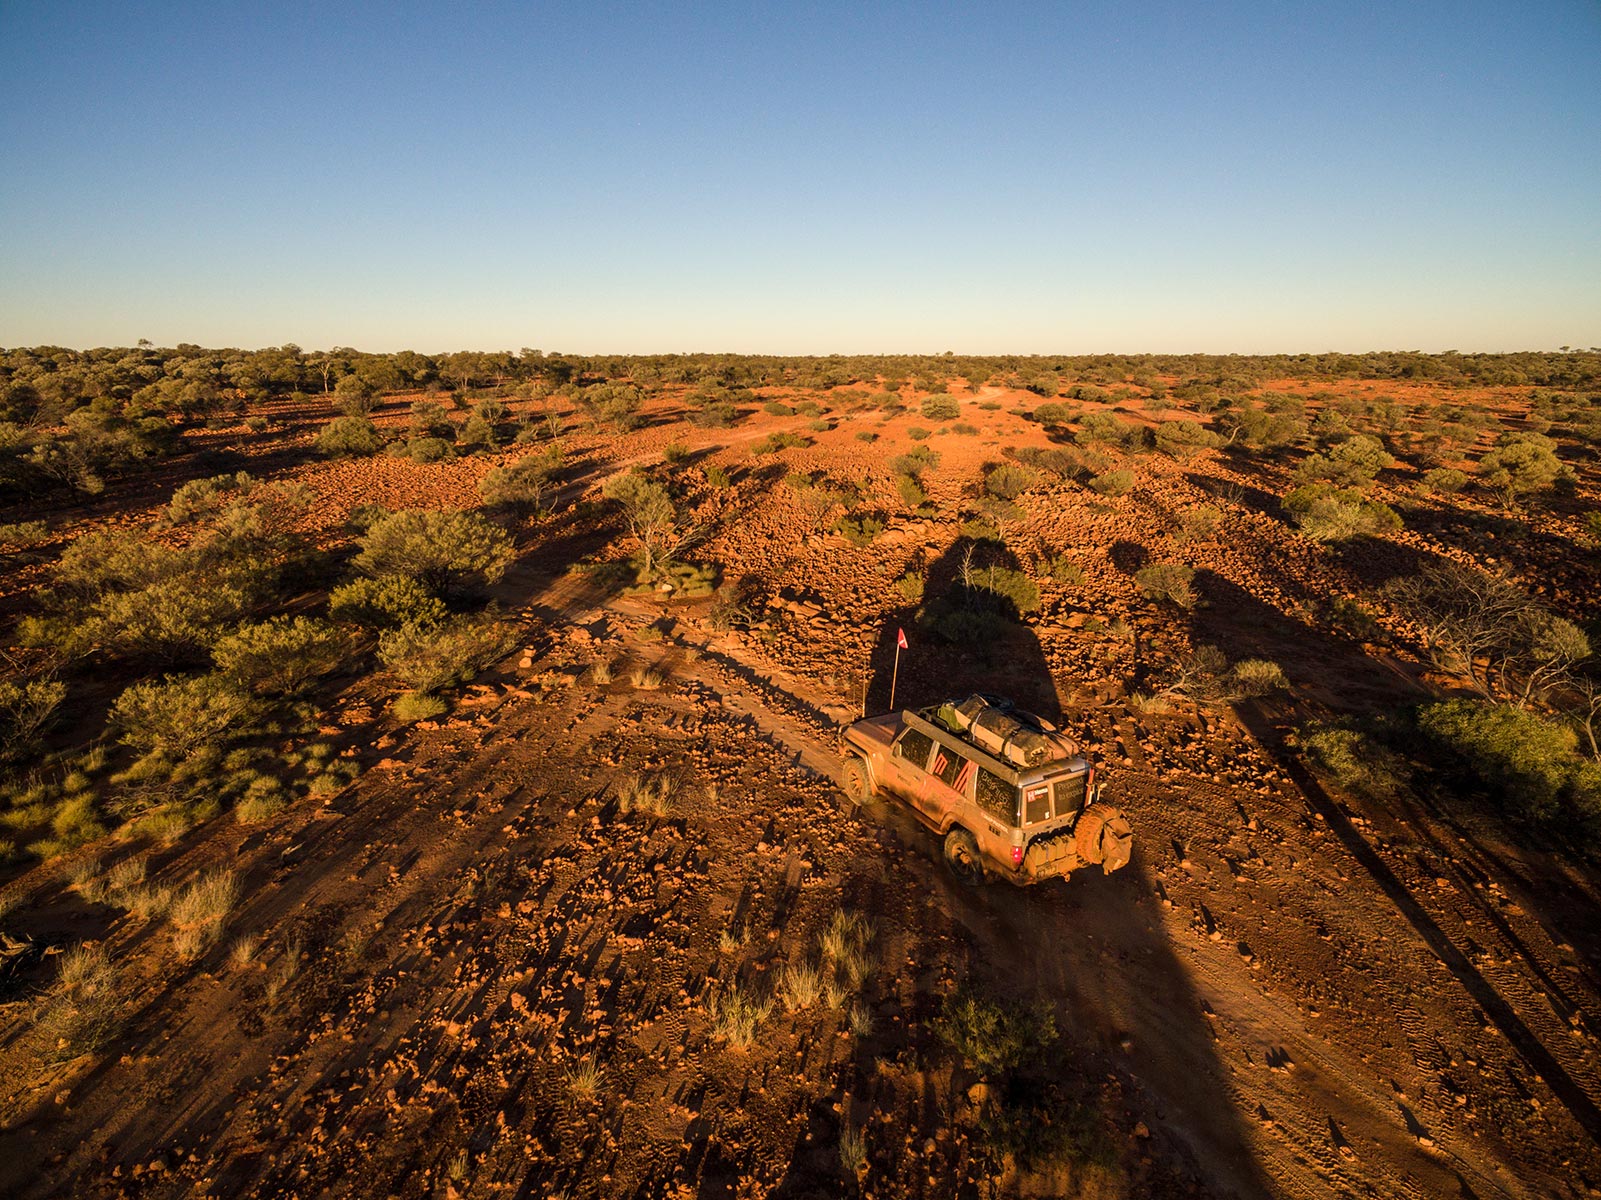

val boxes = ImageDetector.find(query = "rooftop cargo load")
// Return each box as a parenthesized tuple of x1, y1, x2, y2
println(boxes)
(934, 695, 1078, 769)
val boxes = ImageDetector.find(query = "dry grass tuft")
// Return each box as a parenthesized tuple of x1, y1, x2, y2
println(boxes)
(169, 870, 240, 960)
(709, 985, 770, 1050)
(779, 961, 823, 1012)
(34, 942, 119, 1060)
(629, 664, 666, 690)
(565, 1056, 604, 1097)
(616, 772, 675, 817)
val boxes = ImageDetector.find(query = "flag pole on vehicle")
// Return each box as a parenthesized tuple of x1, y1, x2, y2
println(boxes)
(890, 627, 908, 709)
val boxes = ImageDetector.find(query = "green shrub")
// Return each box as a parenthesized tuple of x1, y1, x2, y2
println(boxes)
(1417, 699, 1600, 826)
(705, 465, 731, 488)
(972, 566, 1040, 615)
(1294, 434, 1391, 488)
(835, 514, 886, 547)
(1135, 563, 1197, 609)
(763, 400, 795, 416)
(855, 430, 877, 442)
(984, 464, 1034, 500)
(1087, 469, 1134, 497)
(378, 614, 518, 694)
(405, 436, 455, 463)
(1419, 467, 1469, 495)
(1154, 420, 1222, 459)
(888, 447, 939, 478)
(921, 395, 960, 421)
(112, 674, 256, 760)
(0, 678, 66, 763)
(479, 450, 560, 513)
(1177, 505, 1222, 541)
(907, 427, 932, 441)
(1046, 556, 1085, 585)
(354, 509, 515, 599)
(0, 519, 50, 548)
(662, 442, 691, 464)
(1477, 431, 1571, 502)
(753, 432, 811, 454)
(936, 988, 1056, 1076)
(894, 474, 927, 506)
(315, 415, 383, 458)
(894, 571, 926, 603)
(328, 576, 448, 630)
(212, 616, 349, 695)
(1283, 484, 1402, 542)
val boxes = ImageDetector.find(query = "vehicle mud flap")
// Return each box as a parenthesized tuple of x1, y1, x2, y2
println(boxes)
(1075, 804, 1134, 874)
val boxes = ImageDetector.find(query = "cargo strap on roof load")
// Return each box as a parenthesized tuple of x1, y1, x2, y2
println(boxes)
(933, 695, 1079, 768)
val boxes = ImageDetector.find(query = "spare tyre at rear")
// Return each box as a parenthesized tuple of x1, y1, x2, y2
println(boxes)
(1075, 804, 1134, 874)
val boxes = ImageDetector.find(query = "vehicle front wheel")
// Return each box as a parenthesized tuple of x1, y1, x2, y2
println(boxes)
(841, 758, 871, 806)
(943, 828, 984, 886)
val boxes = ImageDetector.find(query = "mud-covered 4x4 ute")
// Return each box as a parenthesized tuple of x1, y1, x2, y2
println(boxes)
(839, 695, 1133, 885)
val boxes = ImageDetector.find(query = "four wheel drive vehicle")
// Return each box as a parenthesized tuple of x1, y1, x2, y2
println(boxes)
(838, 694, 1133, 885)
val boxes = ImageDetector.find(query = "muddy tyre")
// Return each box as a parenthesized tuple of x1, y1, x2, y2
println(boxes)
(943, 828, 984, 886)
(841, 758, 872, 806)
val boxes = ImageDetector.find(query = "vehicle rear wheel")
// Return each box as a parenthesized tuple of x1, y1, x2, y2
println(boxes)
(841, 758, 871, 806)
(943, 828, 984, 886)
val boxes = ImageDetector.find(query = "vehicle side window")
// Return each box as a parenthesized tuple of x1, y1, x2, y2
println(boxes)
(895, 728, 934, 770)
(1023, 784, 1051, 825)
(975, 769, 1017, 825)
(1053, 773, 1087, 818)
(931, 747, 972, 793)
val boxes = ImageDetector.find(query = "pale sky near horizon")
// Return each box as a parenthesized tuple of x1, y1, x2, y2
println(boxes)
(1, 1, 1597, 355)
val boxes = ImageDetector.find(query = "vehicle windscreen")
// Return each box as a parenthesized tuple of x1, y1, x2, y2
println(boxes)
(975, 768, 1018, 826)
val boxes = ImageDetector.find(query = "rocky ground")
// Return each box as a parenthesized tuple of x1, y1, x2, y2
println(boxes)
(1, 377, 1599, 1198)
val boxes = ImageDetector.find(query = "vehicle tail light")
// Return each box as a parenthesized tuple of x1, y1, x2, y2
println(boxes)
(1011, 845, 1025, 867)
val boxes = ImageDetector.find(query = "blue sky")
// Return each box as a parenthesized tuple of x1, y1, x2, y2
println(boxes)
(1, 1, 1597, 353)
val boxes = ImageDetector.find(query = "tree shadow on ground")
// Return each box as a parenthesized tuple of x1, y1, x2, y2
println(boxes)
(862, 535, 1059, 722)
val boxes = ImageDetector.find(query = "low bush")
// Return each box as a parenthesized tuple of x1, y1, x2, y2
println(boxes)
(1087, 468, 1134, 497)
(392, 691, 447, 722)
(1135, 563, 1197, 609)
(315, 415, 383, 458)
(480, 450, 561, 513)
(112, 674, 256, 760)
(907, 426, 932, 441)
(753, 432, 811, 454)
(835, 513, 886, 547)
(378, 613, 518, 694)
(936, 988, 1056, 1077)
(894, 570, 926, 603)
(0, 677, 66, 763)
(354, 509, 515, 599)
(212, 616, 349, 695)
(405, 436, 455, 463)
(922, 395, 960, 421)
(1417, 699, 1601, 828)
(328, 576, 448, 630)
(984, 464, 1034, 500)
(1283, 484, 1402, 542)
(33, 942, 120, 1060)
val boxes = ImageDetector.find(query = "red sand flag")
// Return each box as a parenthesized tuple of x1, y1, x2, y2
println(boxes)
(897, 627, 909, 649)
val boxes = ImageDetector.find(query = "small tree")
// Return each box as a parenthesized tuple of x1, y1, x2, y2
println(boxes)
(378, 614, 518, 694)
(602, 471, 679, 579)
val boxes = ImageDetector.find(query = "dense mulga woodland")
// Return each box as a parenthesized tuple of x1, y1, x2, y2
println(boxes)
(2, 344, 1600, 946)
